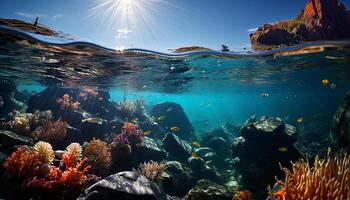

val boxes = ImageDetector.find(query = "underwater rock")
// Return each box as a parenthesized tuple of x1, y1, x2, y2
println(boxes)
(63, 126, 84, 146)
(0, 152, 7, 164)
(163, 133, 192, 161)
(0, 130, 33, 154)
(78, 171, 172, 200)
(331, 92, 350, 152)
(184, 182, 236, 200)
(205, 137, 231, 157)
(162, 161, 197, 196)
(194, 147, 214, 157)
(187, 157, 205, 172)
(231, 116, 300, 198)
(151, 102, 194, 141)
(0, 79, 27, 117)
(131, 137, 167, 165)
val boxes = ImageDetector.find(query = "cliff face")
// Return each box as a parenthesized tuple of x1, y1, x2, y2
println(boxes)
(250, 0, 350, 50)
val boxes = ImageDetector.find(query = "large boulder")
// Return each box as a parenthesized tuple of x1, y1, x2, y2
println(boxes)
(184, 181, 236, 200)
(231, 116, 301, 198)
(0, 130, 33, 154)
(78, 171, 172, 200)
(151, 102, 193, 140)
(163, 133, 192, 161)
(131, 137, 167, 165)
(331, 92, 350, 152)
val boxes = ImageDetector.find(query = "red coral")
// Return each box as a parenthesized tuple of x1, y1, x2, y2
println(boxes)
(59, 158, 91, 187)
(233, 190, 253, 200)
(61, 152, 75, 169)
(114, 122, 143, 145)
(3, 148, 42, 177)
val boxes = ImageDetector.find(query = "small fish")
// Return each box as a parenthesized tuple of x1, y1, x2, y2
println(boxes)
(170, 126, 180, 132)
(157, 116, 167, 121)
(297, 117, 304, 124)
(98, 97, 103, 101)
(192, 141, 201, 148)
(330, 83, 336, 90)
(135, 143, 142, 148)
(278, 147, 288, 152)
(191, 152, 199, 158)
(144, 130, 152, 136)
(261, 93, 269, 97)
(166, 107, 173, 112)
(82, 117, 105, 125)
(322, 79, 330, 86)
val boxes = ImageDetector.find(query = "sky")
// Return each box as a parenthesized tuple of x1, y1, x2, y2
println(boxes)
(1, 0, 350, 52)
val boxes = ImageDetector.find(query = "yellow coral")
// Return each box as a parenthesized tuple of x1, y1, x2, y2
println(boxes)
(12, 114, 31, 135)
(66, 143, 82, 162)
(34, 141, 55, 164)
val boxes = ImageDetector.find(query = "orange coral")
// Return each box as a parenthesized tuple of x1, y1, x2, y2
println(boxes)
(56, 94, 80, 110)
(232, 190, 253, 200)
(3, 148, 42, 177)
(61, 151, 75, 169)
(59, 158, 91, 187)
(32, 119, 68, 144)
(79, 87, 99, 99)
(83, 139, 112, 176)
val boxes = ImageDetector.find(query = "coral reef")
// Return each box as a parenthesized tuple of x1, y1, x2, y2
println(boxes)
(83, 139, 112, 176)
(138, 160, 168, 182)
(66, 142, 82, 163)
(268, 149, 350, 200)
(232, 190, 253, 200)
(32, 119, 68, 144)
(114, 122, 144, 146)
(79, 87, 99, 99)
(34, 141, 55, 164)
(10, 112, 31, 135)
(56, 94, 80, 110)
(3, 148, 41, 177)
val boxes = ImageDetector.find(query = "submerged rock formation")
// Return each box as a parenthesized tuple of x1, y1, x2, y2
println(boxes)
(250, 0, 350, 50)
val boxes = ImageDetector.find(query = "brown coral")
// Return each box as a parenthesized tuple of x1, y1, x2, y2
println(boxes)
(3, 148, 42, 177)
(34, 141, 55, 164)
(138, 160, 168, 182)
(83, 139, 112, 176)
(32, 119, 68, 144)
(268, 148, 350, 200)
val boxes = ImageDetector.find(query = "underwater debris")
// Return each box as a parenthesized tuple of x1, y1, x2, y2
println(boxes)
(56, 94, 80, 110)
(66, 142, 82, 163)
(3, 147, 41, 177)
(114, 122, 144, 146)
(137, 160, 168, 182)
(83, 139, 112, 176)
(34, 141, 55, 164)
(268, 148, 350, 200)
(232, 190, 253, 200)
(32, 119, 68, 144)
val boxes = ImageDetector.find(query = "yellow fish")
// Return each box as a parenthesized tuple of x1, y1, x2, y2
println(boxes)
(278, 147, 288, 152)
(166, 107, 173, 112)
(297, 117, 304, 124)
(330, 83, 336, 90)
(144, 130, 152, 136)
(322, 79, 330, 86)
(170, 126, 180, 132)
(261, 93, 269, 97)
(192, 141, 201, 148)
(135, 143, 142, 148)
(158, 116, 167, 121)
(191, 152, 199, 158)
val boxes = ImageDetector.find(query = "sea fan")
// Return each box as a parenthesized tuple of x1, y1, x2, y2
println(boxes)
(83, 139, 112, 176)
(114, 122, 144, 145)
(32, 119, 68, 144)
(66, 143, 82, 162)
(268, 148, 350, 200)
(3, 148, 42, 177)
(138, 160, 168, 182)
(34, 141, 55, 164)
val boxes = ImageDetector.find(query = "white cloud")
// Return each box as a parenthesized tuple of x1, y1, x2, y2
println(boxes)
(247, 27, 258, 32)
(52, 14, 63, 19)
(15, 12, 47, 18)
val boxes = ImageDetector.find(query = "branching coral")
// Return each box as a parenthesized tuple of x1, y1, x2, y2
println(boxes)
(34, 141, 55, 164)
(32, 119, 68, 144)
(114, 122, 144, 146)
(232, 190, 253, 200)
(138, 160, 168, 182)
(3, 148, 42, 177)
(268, 148, 350, 200)
(56, 94, 80, 110)
(83, 139, 112, 176)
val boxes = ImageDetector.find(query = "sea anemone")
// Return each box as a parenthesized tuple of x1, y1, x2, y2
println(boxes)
(32, 119, 68, 144)
(268, 148, 350, 200)
(233, 190, 253, 200)
(83, 139, 112, 176)
(66, 143, 82, 162)
(137, 160, 168, 182)
(3, 148, 42, 177)
(114, 122, 144, 146)
(34, 141, 55, 164)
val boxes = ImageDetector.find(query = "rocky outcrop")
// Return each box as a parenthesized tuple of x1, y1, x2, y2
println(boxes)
(250, 0, 350, 50)
(330, 92, 350, 152)
(163, 133, 192, 161)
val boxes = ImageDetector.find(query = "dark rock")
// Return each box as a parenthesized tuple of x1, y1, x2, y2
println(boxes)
(0, 152, 8, 165)
(231, 116, 301, 198)
(184, 182, 236, 200)
(131, 137, 167, 165)
(163, 133, 192, 161)
(78, 171, 172, 200)
(63, 126, 84, 146)
(187, 157, 205, 172)
(0, 130, 33, 154)
(0, 79, 27, 117)
(331, 92, 350, 152)
(162, 161, 196, 196)
(205, 137, 231, 157)
(151, 102, 194, 140)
